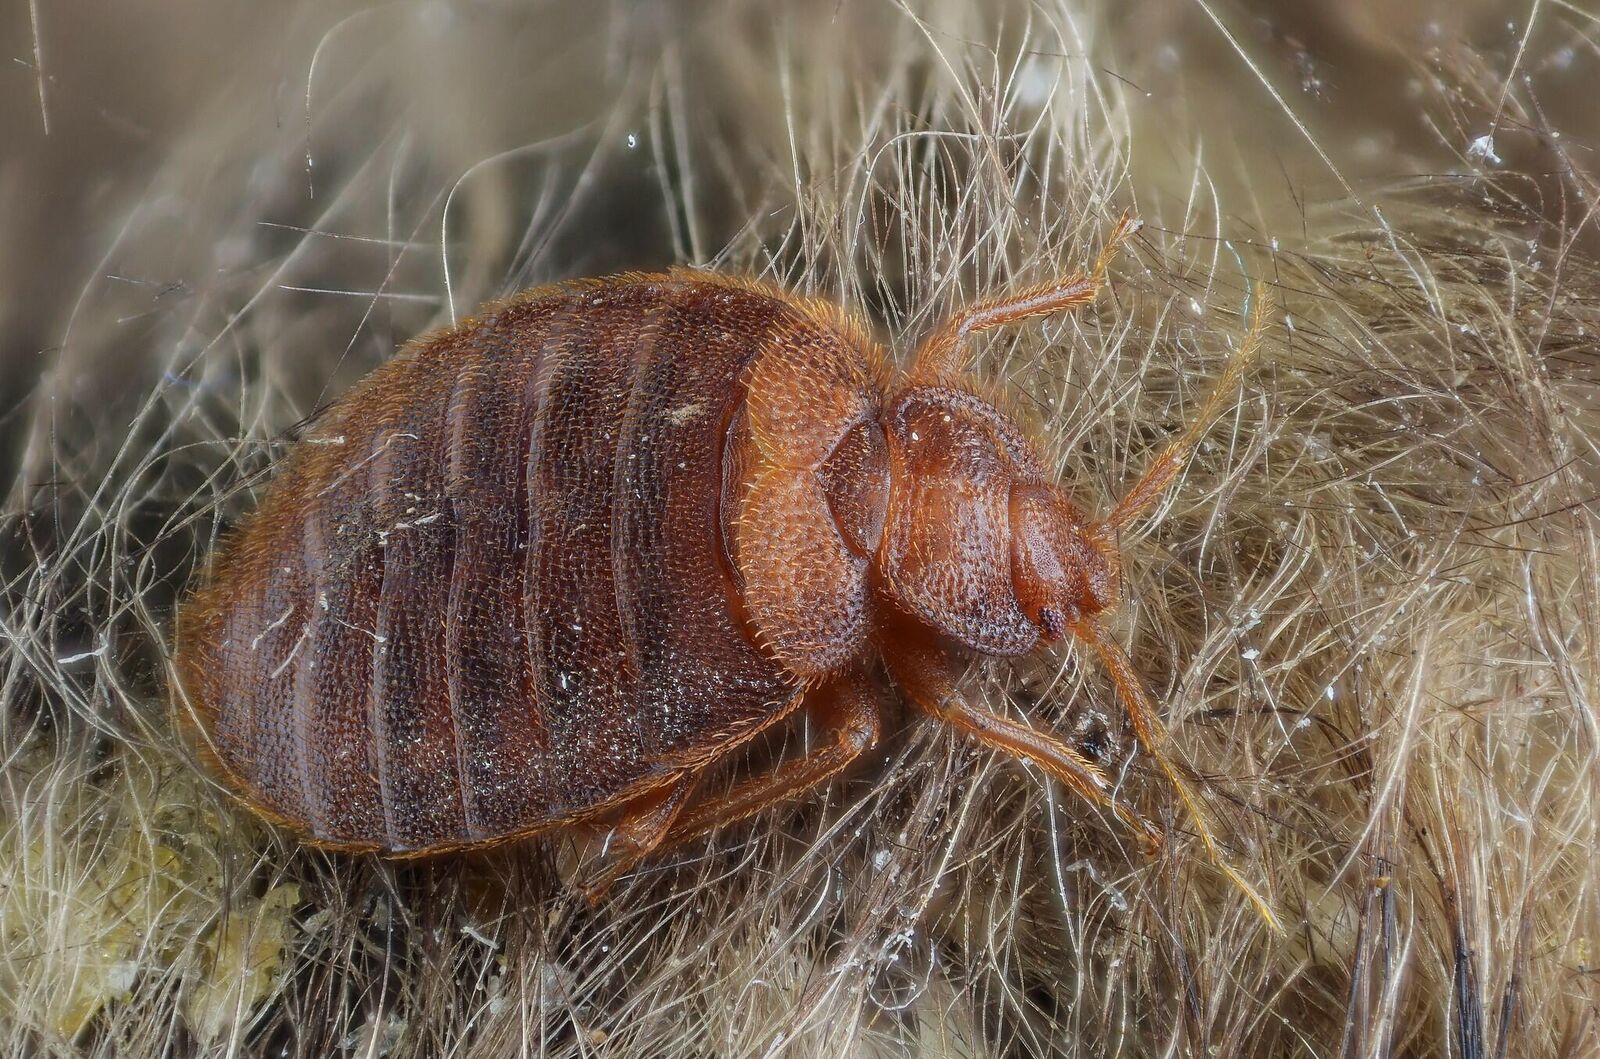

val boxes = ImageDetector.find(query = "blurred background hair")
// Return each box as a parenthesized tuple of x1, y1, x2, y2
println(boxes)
(3, 1, 1598, 1056)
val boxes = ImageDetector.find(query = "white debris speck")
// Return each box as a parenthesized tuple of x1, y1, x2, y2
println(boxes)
(666, 401, 704, 425)
(56, 642, 108, 666)
(1241, 647, 1260, 661)
(250, 605, 295, 651)
(1467, 133, 1501, 166)
(107, 960, 139, 993)
(1015, 55, 1057, 106)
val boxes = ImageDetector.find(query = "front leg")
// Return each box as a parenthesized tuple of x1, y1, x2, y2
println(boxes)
(909, 213, 1140, 381)
(883, 636, 1164, 851)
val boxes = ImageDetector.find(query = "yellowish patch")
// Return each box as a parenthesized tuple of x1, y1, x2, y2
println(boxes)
(184, 884, 301, 1044)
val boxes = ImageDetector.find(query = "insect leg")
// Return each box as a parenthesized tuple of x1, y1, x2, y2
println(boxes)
(1104, 283, 1269, 532)
(909, 213, 1140, 381)
(884, 638, 1163, 850)
(655, 667, 881, 851)
(579, 775, 698, 903)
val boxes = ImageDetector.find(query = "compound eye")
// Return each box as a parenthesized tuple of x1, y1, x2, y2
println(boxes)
(1038, 605, 1069, 640)
(1038, 601, 1083, 640)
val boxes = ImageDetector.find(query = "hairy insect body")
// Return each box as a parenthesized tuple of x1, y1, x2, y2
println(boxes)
(177, 225, 1273, 918)
(179, 274, 887, 850)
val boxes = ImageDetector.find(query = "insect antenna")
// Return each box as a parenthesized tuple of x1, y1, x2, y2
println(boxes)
(1105, 283, 1270, 532)
(1075, 620, 1283, 934)
(1082, 283, 1279, 931)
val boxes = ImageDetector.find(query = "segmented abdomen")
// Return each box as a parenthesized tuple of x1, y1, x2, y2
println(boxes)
(176, 276, 813, 851)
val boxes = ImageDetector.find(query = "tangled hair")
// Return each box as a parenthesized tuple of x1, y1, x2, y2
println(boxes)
(3, 1, 1597, 1055)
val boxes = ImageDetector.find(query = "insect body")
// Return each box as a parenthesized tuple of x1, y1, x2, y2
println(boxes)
(174, 218, 1269, 909)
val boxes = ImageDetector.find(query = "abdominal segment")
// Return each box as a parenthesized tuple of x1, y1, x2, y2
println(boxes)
(176, 275, 883, 852)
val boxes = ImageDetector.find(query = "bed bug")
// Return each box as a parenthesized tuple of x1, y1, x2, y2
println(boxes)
(173, 216, 1272, 914)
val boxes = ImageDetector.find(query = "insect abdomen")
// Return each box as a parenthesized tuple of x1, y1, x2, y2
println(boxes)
(176, 276, 843, 852)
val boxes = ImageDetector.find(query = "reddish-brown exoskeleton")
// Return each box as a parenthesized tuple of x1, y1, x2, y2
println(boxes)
(174, 216, 1271, 917)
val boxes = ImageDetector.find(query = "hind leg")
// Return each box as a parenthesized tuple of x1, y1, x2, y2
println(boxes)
(581, 667, 880, 901)
(579, 775, 699, 903)
(658, 667, 879, 849)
